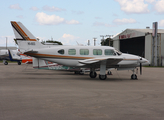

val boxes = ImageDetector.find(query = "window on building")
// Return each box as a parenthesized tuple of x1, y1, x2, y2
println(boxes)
(68, 49, 76, 55)
(80, 49, 89, 55)
(58, 49, 64, 54)
(105, 49, 116, 55)
(93, 49, 102, 55)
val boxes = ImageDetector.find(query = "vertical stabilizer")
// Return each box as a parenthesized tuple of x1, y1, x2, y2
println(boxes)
(11, 21, 37, 41)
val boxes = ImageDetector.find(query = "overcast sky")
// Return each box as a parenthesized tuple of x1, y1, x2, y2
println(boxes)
(0, 0, 164, 46)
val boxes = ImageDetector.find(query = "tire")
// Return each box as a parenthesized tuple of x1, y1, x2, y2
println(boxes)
(131, 74, 137, 80)
(99, 75, 107, 80)
(4, 61, 8, 65)
(89, 71, 97, 78)
(18, 61, 21, 65)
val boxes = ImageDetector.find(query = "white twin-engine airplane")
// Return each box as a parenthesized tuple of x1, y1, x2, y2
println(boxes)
(11, 21, 150, 80)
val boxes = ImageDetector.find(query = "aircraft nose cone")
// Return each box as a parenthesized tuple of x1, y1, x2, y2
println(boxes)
(140, 58, 150, 66)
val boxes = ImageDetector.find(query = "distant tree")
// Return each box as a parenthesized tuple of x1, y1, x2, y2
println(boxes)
(100, 38, 113, 46)
(42, 40, 63, 45)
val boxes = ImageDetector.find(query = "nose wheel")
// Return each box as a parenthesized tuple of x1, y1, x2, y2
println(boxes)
(131, 74, 137, 80)
(131, 68, 138, 80)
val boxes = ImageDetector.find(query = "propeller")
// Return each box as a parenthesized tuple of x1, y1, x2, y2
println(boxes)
(140, 58, 142, 75)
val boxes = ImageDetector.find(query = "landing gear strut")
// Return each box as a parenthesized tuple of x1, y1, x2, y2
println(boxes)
(131, 68, 138, 80)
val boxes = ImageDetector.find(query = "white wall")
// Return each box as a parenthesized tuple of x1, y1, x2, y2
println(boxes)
(113, 40, 120, 50)
(161, 34, 164, 66)
(145, 34, 152, 64)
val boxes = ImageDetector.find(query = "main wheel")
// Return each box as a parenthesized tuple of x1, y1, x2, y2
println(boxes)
(4, 61, 8, 65)
(89, 71, 97, 78)
(99, 75, 107, 80)
(18, 61, 21, 65)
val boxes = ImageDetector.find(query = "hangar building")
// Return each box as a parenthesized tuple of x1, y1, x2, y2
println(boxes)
(113, 28, 164, 66)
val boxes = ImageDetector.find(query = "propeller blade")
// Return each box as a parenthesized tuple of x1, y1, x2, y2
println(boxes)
(140, 63, 142, 75)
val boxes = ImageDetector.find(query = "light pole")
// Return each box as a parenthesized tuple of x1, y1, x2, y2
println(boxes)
(93, 38, 97, 46)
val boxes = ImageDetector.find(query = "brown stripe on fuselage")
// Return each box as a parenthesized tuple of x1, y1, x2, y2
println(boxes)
(25, 52, 94, 60)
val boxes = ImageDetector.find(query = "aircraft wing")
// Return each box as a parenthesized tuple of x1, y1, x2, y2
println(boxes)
(78, 56, 123, 66)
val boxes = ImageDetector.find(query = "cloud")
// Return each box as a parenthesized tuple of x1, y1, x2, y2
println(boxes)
(9, 4, 22, 10)
(113, 18, 137, 25)
(36, 12, 80, 25)
(43, 5, 66, 12)
(154, 0, 164, 14)
(59, 34, 79, 45)
(30, 7, 39, 11)
(159, 20, 164, 27)
(145, 0, 155, 3)
(93, 18, 136, 27)
(66, 20, 80, 24)
(115, 0, 149, 14)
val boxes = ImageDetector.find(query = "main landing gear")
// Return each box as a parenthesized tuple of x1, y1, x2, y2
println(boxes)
(89, 71, 97, 78)
(90, 60, 107, 80)
(3, 60, 8, 65)
(89, 71, 107, 80)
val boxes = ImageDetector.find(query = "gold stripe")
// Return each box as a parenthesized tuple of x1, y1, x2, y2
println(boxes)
(25, 53, 94, 59)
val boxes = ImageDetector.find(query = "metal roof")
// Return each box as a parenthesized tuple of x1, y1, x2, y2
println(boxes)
(130, 29, 164, 33)
(113, 28, 164, 40)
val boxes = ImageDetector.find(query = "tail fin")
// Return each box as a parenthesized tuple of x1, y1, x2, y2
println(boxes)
(8, 49, 22, 61)
(11, 21, 37, 41)
(11, 21, 45, 52)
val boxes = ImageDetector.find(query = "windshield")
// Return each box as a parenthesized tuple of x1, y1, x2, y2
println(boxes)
(115, 49, 122, 55)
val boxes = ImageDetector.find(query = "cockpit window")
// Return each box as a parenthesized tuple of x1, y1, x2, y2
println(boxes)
(115, 49, 122, 55)
(105, 49, 116, 56)
(58, 49, 64, 54)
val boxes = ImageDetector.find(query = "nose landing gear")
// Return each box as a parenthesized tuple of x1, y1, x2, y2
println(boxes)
(131, 68, 138, 80)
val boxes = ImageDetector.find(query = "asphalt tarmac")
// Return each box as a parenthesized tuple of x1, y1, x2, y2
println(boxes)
(0, 63, 164, 120)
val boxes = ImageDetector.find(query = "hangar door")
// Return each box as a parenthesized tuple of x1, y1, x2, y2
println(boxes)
(120, 36, 145, 57)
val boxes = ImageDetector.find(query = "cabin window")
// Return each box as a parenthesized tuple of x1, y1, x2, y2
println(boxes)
(80, 49, 89, 55)
(58, 49, 64, 54)
(68, 49, 76, 55)
(93, 49, 102, 55)
(105, 49, 115, 55)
